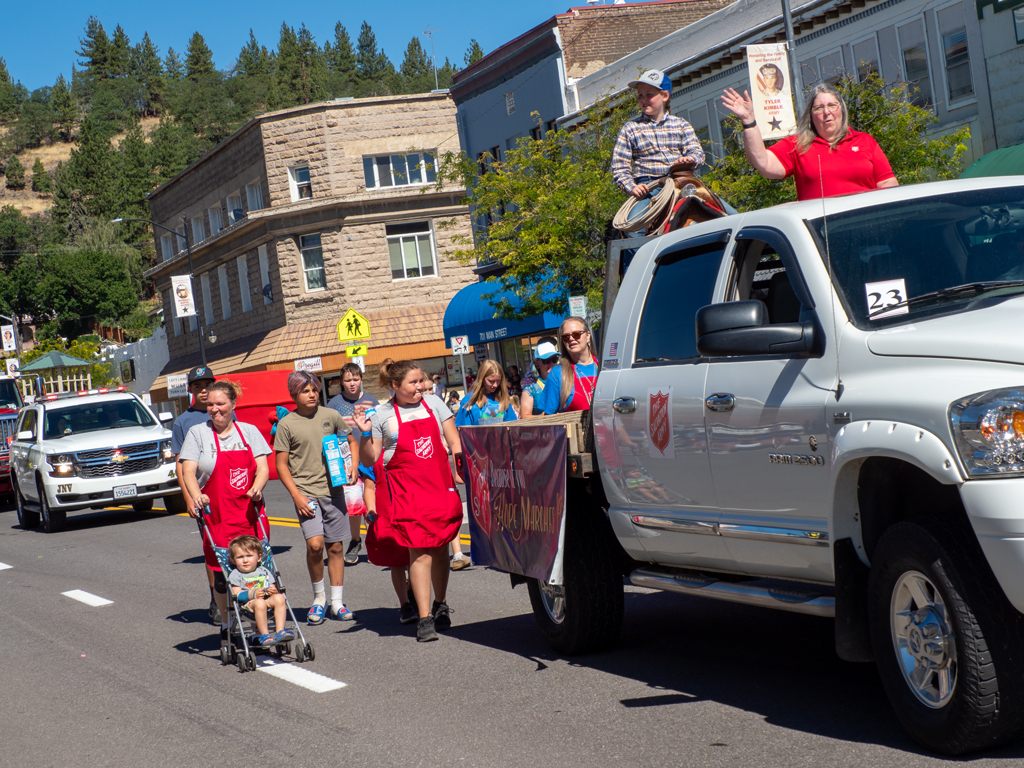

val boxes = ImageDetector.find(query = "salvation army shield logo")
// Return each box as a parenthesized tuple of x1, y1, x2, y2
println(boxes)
(648, 390, 672, 457)
(230, 468, 249, 490)
(414, 436, 434, 460)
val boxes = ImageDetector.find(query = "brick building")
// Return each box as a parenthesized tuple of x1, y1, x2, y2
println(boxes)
(144, 92, 476, 402)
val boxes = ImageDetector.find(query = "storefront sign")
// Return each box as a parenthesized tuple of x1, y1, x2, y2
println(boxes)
(461, 424, 567, 584)
(170, 275, 197, 318)
(294, 356, 323, 373)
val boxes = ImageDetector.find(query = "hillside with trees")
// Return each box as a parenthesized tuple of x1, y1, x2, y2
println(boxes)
(0, 18, 484, 343)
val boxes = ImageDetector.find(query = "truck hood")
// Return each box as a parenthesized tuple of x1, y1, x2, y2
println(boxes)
(42, 424, 171, 453)
(866, 299, 1024, 366)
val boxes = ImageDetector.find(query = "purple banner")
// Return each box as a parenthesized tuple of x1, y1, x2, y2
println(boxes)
(461, 424, 567, 582)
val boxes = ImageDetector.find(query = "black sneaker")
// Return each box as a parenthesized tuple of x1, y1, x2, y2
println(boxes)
(399, 601, 418, 624)
(417, 616, 439, 642)
(344, 538, 362, 565)
(209, 597, 221, 625)
(432, 600, 452, 631)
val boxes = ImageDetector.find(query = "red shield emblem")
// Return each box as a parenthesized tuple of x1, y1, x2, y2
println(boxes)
(230, 468, 248, 490)
(649, 391, 671, 456)
(414, 436, 434, 459)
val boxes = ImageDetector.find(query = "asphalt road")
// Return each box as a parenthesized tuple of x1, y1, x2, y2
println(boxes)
(3, 486, 1024, 768)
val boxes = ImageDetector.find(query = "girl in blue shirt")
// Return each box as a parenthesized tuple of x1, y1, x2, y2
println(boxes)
(455, 359, 519, 427)
(536, 316, 599, 415)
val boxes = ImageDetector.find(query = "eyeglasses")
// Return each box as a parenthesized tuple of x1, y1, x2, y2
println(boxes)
(561, 330, 588, 343)
(811, 103, 842, 115)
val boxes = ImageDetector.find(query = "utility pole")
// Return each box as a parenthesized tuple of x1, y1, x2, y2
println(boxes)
(424, 25, 445, 91)
(781, 0, 805, 114)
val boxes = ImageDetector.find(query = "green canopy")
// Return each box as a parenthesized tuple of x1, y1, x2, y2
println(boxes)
(960, 143, 1024, 179)
(20, 350, 95, 371)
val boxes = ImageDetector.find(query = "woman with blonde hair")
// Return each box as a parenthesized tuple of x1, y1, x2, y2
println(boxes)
(536, 316, 599, 415)
(454, 359, 519, 427)
(720, 82, 897, 200)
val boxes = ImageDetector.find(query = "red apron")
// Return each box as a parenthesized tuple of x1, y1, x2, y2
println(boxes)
(566, 365, 596, 412)
(202, 426, 267, 570)
(365, 457, 410, 568)
(385, 398, 463, 549)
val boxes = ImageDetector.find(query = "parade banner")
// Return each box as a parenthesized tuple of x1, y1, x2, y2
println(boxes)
(745, 43, 797, 142)
(1, 325, 16, 352)
(461, 424, 567, 585)
(170, 275, 197, 319)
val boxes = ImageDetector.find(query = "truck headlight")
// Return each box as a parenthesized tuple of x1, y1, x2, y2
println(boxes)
(48, 454, 76, 477)
(950, 388, 1024, 477)
(160, 440, 174, 464)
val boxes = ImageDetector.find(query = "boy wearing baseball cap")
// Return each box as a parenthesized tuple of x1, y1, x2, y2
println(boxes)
(611, 69, 705, 201)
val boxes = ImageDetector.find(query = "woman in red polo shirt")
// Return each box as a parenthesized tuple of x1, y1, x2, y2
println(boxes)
(721, 83, 898, 200)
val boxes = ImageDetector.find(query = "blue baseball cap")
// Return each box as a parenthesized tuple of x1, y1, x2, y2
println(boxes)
(628, 69, 672, 93)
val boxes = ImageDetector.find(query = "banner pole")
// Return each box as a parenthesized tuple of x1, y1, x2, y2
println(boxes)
(781, 0, 804, 113)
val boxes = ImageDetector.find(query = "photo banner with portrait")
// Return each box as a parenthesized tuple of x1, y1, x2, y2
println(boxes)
(746, 43, 797, 141)
(170, 275, 197, 319)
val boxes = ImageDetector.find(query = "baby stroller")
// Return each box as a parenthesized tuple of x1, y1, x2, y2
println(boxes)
(197, 504, 315, 672)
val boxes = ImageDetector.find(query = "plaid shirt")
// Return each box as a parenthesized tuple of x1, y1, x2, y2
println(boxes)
(611, 113, 705, 193)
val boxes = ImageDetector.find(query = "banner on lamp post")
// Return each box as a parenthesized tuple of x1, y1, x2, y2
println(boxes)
(745, 43, 797, 141)
(1, 325, 16, 352)
(170, 276, 197, 319)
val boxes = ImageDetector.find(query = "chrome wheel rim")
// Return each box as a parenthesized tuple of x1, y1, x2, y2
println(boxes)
(539, 581, 566, 625)
(890, 570, 957, 709)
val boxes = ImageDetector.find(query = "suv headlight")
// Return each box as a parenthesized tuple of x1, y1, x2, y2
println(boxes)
(47, 454, 76, 477)
(160, 440, 174, 464)
(950, 388, 1024, 477)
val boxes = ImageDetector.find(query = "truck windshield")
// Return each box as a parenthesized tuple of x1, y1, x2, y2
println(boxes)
(0, 379, 22, 410)
(807, 186, 1024, 330)
(44, 399, 155, 439)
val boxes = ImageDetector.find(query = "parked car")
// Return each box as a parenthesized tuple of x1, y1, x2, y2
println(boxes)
(0, 375, 24, 500)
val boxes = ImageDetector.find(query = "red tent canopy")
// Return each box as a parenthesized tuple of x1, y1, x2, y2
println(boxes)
(226, 371, 295, 480)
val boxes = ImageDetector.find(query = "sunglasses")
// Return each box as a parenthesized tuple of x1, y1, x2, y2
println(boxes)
(541, 356, 560, 364)
(561, 330, 588, 343)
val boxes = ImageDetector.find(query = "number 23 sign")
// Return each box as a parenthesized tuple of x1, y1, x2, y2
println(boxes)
(865, 278, 908, 319)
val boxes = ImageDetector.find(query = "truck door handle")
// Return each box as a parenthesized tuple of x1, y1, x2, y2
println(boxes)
(613, 397, 637, 414)
(705, 393, 736, 412)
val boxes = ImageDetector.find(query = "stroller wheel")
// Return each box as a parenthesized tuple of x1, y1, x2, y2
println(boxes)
(247, 651, 258, 671)
(236, 652, 247, 673)
(294, 642, 305, 662)
(304, 642, 316, 661)
(219, 646, 230, 666)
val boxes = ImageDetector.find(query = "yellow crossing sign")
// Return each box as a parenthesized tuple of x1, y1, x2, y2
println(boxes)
(346, 344, 368, 357)
(337, 309, 371, 342)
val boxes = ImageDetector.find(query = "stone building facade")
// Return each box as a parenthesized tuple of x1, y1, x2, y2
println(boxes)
(144, 92, 475, 400)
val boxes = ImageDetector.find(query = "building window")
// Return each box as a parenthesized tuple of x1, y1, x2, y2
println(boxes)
(175, 225, 187, 252)
(226, 192, 243, 225)
(545, 119, 557, 133)
(817, 50, 844, 85)
(386, 222, 437, 281)
(362, 152, 437, 189)
(218, 265, 231, 320)
(161, 233, 175, 261)
(490, 146, 501, 163)
(300, 234, 326, 291)
(237, 255, 252, 313)
(505, 91, 515, 115)
(200, 273, 214, 326)
(258, 245, 271, 305)
(898, 19, 933, 108)
(530, 126, 542, 141)
(1016, 6, 1024, 44)
(936, 5, 974, 102)
(168, 291, 181, 336)
(209, 206, 224, 234)
(191, 216, 205, 244)
(245, 182, 264, 211)
(289, 166, 313, 201)
(852, 37, 880, 82)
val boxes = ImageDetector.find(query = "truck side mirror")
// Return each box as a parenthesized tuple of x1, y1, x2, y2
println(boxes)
(16, 429, 34, 442)
(158, 412, 174, 422)
(696, 300, 818, 358)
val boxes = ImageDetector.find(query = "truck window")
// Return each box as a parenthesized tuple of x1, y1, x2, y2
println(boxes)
(18, 409, 37, 439)
(635, 246, 724, 363)
(731, 241, 804, 324)
(0, 379, 21, 410)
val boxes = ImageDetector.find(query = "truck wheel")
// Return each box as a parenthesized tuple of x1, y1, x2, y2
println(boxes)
(37, 481, 66, 534)
(163, 493, 187, 516)
(526, 496, 624, 655)
(13, 477, 39, 529)
(868, 521, 1024, 755)
(132, 498, 154, 512)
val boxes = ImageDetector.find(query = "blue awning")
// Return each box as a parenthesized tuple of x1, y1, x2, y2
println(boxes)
(443, 280, 564, 347)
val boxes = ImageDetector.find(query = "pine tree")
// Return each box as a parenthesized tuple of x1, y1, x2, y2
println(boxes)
(275, 22, 301, 106)
(5, 155, 25, 190)
(185, 33, 215, 81)
(236, 30, 272, 76)
(296, 25, 327, 105)
(77, 17, 111, 81)
(109, 25, 132, 79)
(0, 57, 19, 123)
(31, 158, 52, 194)
(52, 75, 78, 142)
(164, 48, 185, 82)
(230, 31, 278, 115)
(400, 37, 434, 94)
(437, 58, 457, 91)
(465, 40, 484, 67)
(325, 23, 357, 97)
(356, 22, 392, 96)
(131, 33, 165, 116)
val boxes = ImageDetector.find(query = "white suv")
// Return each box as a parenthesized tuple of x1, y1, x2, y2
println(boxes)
(10, 387, 180, 532)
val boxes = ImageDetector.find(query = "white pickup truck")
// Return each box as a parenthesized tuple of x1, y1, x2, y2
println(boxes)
(10, 387, 180, 532)
(483, 177, 1024, 755)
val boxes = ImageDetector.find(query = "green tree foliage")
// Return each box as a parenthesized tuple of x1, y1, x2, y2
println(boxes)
(400, 37, 435, 94)
(149, 117, 211, 183)
(10, 92, 58, 151)
(324, 23, 357, 97)
(436, 58, 457, 91)
(108, 25, 132, 79)
(51, 75, 77, 142)
(31, 158, 52, 194)
(464, 40, 484, 67)
(131, 33, 165, 117)
(5, 154, 26, 189)
(0, 204, 33, 270)
(230, 30, 279, 114)
(434, 101, 635, 319)
(164, 47, 185, 83)
(356, 22, 393, 96)
(704, 73, 970, 211)
(21, 337, 115, 385)
(77, 16, 111, 94)
(38, 249, 139, 338)
(185, 32, 216, 80)
(0, 57, 21, 123)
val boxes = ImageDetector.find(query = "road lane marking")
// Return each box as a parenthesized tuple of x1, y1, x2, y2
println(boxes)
(254, 656, 346, 692)
(0, 562, 11, 570)
(62, 590, 114, 607)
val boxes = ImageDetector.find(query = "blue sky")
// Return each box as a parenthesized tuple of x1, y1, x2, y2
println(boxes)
(3, 0, 579, 92)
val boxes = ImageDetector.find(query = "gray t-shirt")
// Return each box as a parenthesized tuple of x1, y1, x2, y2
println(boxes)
(179, 421, 272, 488)
(228, 565, 273, 592)
(370, 394, 453, 467)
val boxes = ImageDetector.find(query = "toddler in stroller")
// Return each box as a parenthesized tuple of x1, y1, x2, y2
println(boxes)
(228, 535, 294, 646)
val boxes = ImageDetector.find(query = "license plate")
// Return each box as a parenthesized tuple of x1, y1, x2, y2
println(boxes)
(113, 484, 138, 499)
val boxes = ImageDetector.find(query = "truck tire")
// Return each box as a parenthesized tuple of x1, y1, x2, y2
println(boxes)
(37, 480, 66, 534)
(13, 476, 39, 529)
(163, 493, 188, 516)
(132, 498, 154, 512)
(527, 493, 624, 655)
(868, 520, 1024, 755)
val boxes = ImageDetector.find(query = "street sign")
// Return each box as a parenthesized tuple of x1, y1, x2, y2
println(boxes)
(337, 309, 371, 342)
(351, 355, 365, 372)
(295, 356, 323, 373)
(474, 346, 488, 363)
(167, 373, 188, 398)
(450, 335, 470, 355)
(569, 295, 587, 318)
(346, 344, 368, 357)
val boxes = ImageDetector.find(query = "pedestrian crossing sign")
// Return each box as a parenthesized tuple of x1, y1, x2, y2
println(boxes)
(337, 309, 371, 342)
(346, 344, 368, 357)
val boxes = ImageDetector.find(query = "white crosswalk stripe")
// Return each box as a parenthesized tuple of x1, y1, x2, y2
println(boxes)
(254, 656, 347, 692)
(0, 561, 12, 570)
(62, 589, 114, 607)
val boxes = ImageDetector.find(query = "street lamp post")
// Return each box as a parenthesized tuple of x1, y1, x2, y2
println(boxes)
(112, 214, 213, 366)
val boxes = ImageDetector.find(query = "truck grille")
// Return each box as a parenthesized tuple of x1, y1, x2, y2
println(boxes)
(79, 457, 160, 477)
(76, 442, 160, 462)
(74, 441, 162, 478)
(0, 415, 17, 458)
